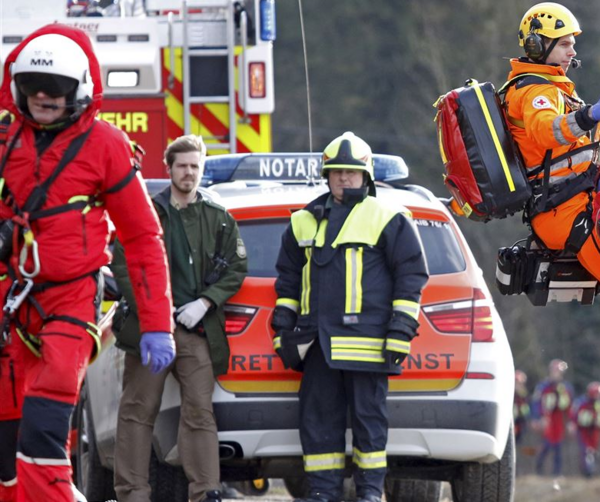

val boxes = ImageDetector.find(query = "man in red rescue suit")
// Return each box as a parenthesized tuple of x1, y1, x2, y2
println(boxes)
(0, 266, 22, 502)
(0, 24, 175, 502)
(505, 3, 600, 279)
(272, 132, 429, 502)
(532, 359, 574, 476)
(571, 381, 600, 477)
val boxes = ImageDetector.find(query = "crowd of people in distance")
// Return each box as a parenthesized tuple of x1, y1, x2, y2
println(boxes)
(514, 359, 600, 479)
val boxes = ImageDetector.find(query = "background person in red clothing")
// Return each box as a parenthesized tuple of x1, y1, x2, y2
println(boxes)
(532, 359, 574, 477)
(513, 369, 531, 445)
(571, 381, 600, 477)
(0, 23, 174, 502)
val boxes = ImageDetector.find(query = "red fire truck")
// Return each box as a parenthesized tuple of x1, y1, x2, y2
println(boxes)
(0, 0, 276, 177)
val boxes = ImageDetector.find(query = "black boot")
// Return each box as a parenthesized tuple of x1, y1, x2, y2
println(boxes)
(293, 495, 337, 502)
(356, 494, 382, 502)
(205, 490, 223, 502)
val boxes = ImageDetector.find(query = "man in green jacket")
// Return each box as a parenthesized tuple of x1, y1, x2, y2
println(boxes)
(111, 134, 248, 502)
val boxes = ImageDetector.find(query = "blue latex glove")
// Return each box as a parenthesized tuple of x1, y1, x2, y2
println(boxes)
(591, 101, 600, 122)
(140, 332, 175, 374)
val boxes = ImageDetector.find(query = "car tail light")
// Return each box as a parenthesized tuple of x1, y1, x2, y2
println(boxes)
(224, 305, 257, 335)
(249, 62, 266, 98)
(422, 288, 494, 342)
(472, 288, 494, 342)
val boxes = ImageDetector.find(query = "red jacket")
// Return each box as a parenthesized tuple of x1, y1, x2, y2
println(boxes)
(0, 24, 172, 334)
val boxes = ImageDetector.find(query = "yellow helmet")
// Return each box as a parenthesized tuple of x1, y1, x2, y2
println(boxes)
(322, 131, 374, 179)
(518, 2, 581, 47)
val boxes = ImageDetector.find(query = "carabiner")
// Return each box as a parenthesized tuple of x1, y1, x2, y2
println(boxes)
(3, 278, 34, 317)
(19, 235, 41, 279)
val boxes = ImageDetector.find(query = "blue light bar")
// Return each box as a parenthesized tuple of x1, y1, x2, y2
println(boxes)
(259, 0, 276, 41)
(202, 153, 409, 186)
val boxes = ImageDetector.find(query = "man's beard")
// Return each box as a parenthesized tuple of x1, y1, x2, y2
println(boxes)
(174, 178, 197, 194)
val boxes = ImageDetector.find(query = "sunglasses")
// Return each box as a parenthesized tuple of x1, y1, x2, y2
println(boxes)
(15, 73, 78, 99)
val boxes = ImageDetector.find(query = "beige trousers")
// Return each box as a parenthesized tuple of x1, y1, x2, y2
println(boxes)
(114, 325, 219, 502)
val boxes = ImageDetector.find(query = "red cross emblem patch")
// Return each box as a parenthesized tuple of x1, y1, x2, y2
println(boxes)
(532, 96, 552, 109)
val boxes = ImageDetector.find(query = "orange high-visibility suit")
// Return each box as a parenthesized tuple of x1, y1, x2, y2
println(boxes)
(505, 58, 600, 280)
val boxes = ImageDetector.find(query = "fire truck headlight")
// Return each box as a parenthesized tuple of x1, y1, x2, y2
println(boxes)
(107, 71, 139, 88)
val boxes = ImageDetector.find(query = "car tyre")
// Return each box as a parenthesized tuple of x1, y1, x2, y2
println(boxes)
(450, 425, 516, 502)
(149, 450, 188, 502)
(384, 478, 442, 502)
(236, 479, 271, 496)
(283, 476, 310, 499)
(74, 384, 117, 502)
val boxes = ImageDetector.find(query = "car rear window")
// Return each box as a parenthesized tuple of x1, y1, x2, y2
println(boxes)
(238, 217, 465, 277)
(238, 219, 289, 278)
(413, 219, 466, 275)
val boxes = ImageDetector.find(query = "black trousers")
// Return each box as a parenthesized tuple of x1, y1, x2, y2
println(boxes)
(299, 342, 388, 500)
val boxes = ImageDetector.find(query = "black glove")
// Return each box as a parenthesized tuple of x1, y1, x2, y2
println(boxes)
(271, 305, 298, 332)
(272, 328, 317, 371)
(384, 330, 411, 366)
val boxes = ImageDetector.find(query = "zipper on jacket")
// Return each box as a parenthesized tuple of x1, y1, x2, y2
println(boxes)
(35, 155, 41, 184)
(81, 213, 88, 255)
(10, 359, 17, 408)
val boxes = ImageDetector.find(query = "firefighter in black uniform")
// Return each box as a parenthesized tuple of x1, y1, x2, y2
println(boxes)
(272, 132, 429, 502)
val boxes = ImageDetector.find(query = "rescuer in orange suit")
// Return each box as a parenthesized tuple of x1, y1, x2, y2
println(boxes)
(0, 24, 174, 502)
(504, 3, 600, 279)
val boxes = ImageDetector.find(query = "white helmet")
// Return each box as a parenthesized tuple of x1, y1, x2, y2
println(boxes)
(10, 33, 94, 116)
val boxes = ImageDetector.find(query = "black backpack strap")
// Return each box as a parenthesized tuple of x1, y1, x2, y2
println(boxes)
(536, 149, 553, 213)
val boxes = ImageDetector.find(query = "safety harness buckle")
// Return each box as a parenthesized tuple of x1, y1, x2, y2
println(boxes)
(3, 278, 33, 317)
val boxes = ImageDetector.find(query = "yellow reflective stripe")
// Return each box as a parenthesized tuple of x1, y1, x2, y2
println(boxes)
(331, 337, 385, 350)
(0, 274, 7, 281)
(437, 119, 448, 164)
(0, 178, 4, 198)
(300, 248, 312, 315)
(303, 452, 345, 472)
(471, 83, 516, 192)
(273, 335, 281, 350)
(345, 247, 363, 314)
(352, 448, 387, 469)
(331, 351, 385, 363)
(392, 300, 420, 321)
(385, 338, 411, 354)
(275, 298, 300, 313)
(16, 327, 41, 358)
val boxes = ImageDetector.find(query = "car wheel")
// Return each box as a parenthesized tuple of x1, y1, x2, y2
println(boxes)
(450, 425, 516, 502)
(384, 478, 442, 502)
(149, 450, 188, 502)
(235, 478, 271, 496)
(74, 384, 117, 501)
(283, 476, 310, 499)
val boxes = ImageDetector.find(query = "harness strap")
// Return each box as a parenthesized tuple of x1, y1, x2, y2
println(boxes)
(23, 165, 139, 223)
(105, 165, 139, 195)
(528, 142, 600, 178)
(6, 266, 97, 293)
(8, 271, 102, 359)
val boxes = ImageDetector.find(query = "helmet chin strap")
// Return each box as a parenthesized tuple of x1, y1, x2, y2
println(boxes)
(540, 37, 559, 64)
